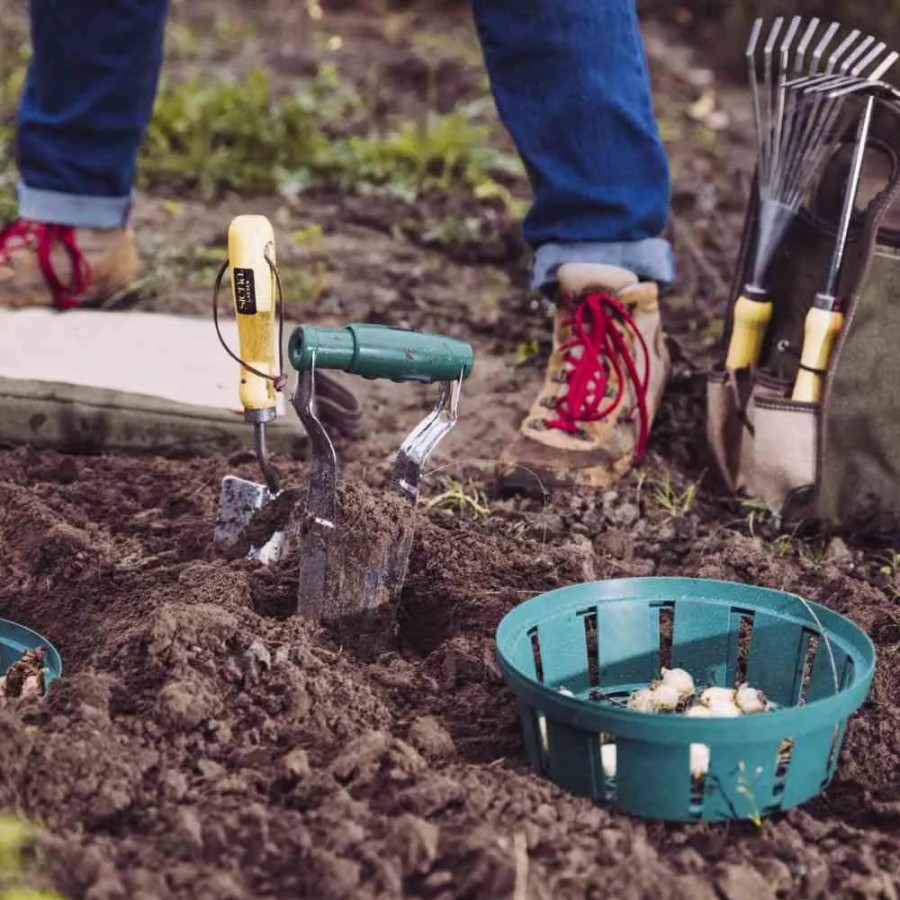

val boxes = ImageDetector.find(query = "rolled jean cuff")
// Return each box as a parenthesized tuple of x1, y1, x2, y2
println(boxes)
(532, 238, 676, 291)
(17, 182, 132, 229)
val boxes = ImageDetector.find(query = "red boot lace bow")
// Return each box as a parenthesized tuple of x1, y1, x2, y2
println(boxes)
(544, 290, 651, 463)
(0, 219, 91, 310)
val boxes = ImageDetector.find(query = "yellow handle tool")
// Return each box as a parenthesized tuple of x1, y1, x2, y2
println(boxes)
(227, 214, 279, 419)
(725, 284, 773, 369)
(791, 294, 844, 403)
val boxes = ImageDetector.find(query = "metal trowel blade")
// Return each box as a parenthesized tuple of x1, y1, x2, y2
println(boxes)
(213, 475, 286, 565)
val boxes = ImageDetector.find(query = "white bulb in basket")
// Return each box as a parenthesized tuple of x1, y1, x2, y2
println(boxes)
(685, 704, 711, 718)
(538, 714, 548, 753)
(601, 744, 617, 779)
(706, 698, 742, 718)
(650, 682, 680, 711)
(660, 667, 695, 697)
(627, 688, 655, 712)
(690, 743, 710, 779)
(735, 683, 767, 713)
(700, 686, 736, 707)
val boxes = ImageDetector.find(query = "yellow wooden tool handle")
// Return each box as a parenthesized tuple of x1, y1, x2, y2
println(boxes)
(791, 304, 844, 404)
(724, 289, 773, 369)
(228, 215, 278, 415)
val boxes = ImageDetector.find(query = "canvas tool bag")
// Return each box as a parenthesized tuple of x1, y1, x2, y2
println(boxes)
(707, 98, 900, 536)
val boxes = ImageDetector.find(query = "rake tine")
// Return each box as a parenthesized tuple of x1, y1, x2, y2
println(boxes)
(763, 18, 785, 190)
(798, 41, 895, 181)
(853, 40, 888, 76)
(746, 19, 766, 193)
(777, 28, 870, 197)
(794, 18, 821, 73)
(773, 16, 803, 183)
(778, 18, 823, 179)
(810, 21, 841, 73)
(840, 34, 875, 75)
(869, 48, 900, 82)
(803, 41, 888, 92)
(828, 28, 864, 74)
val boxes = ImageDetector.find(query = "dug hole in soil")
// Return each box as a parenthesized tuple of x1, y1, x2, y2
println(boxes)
(0, 442, 898, 900)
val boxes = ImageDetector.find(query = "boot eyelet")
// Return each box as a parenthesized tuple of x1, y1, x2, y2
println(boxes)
(539, 397, 556, 409)
(528, 418, 547, 431)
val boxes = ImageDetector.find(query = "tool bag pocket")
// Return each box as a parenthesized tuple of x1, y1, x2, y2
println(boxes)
(706, 99, 900, 533)
(751, 396, 818, 521)
(818, 240, 900, 534)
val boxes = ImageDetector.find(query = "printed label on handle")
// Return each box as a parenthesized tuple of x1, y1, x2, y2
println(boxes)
(234, 268, 257, 315)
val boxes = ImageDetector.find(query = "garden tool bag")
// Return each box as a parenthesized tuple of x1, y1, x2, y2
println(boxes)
(707, 100, 900, 536)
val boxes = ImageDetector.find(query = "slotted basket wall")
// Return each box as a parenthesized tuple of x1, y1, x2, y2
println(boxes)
(495, 577, 875, 823)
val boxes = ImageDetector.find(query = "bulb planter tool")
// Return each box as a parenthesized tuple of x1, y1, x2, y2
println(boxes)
(288, 324, 474, 623)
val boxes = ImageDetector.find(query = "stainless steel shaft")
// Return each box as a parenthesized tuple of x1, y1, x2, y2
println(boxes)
(293, 361, 338, 619)
(825, 93, 877, 298)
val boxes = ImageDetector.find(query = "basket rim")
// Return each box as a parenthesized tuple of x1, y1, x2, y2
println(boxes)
(494, 576, 876, 744)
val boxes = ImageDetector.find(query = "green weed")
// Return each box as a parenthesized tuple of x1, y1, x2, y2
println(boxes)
(140, 64, 523, 206)
(321, 109, 522, 203)
(734, 761, 765, 828)
(515, 340, 541, 366)
(426, 479, 490, 518)
(0, 814, 62, 898)
(650, 470, 700, 517)
(0, 48, 27, 220)
(0, 46, 523, 215)
(280, 225, 328, 305)
(139, 67, 329, 198)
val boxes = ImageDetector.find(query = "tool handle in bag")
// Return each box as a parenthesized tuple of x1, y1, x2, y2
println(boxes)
(289, 324, 474, 383)
(228, 215, 279, 415)
(791, 297, 845, 403)
(724, 286, 773, 369)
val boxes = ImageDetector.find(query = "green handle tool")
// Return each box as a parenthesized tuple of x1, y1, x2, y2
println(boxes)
(290, 322, 474, 622)
(289, 324, 474, 384)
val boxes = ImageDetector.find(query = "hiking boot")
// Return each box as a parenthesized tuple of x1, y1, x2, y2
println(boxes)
(497, 262, 671, 494)
(0, 219, 140, 310)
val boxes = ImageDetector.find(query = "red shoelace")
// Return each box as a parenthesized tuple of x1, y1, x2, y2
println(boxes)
(544, 290, 651, 463)
(0, 219, 91, 309)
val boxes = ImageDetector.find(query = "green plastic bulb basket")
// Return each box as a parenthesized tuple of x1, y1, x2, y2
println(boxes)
(495, 577, 876, 823)
(0, 619, 62, 686)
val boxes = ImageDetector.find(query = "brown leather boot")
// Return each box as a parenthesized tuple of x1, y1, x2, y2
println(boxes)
(497, 262, 671, 494)
(0, 219, 140, 309)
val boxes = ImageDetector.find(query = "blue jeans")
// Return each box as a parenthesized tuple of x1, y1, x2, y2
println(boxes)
(16, 0, 675, 288)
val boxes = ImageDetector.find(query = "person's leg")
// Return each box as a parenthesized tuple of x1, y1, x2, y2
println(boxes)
(17, 0, 169, 227)
(470, 0, 674, 290)
(470, 0, 674, 492)
(2, 0, 169, 307)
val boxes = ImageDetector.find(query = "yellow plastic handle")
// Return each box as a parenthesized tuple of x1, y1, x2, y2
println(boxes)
(791, 306, 844, 403)
(227, 215, 278, 413)
(724, 292, 773, 369)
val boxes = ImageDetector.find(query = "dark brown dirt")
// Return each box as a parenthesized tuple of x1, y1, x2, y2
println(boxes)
(2, 1, 900, 897)
(0, 443, 899, 899)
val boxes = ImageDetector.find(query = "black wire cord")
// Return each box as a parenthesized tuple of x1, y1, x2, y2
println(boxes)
(212, 249, 287, 392)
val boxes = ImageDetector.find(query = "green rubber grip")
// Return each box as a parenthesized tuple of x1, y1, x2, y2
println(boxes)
(288, 324, 474, 383)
